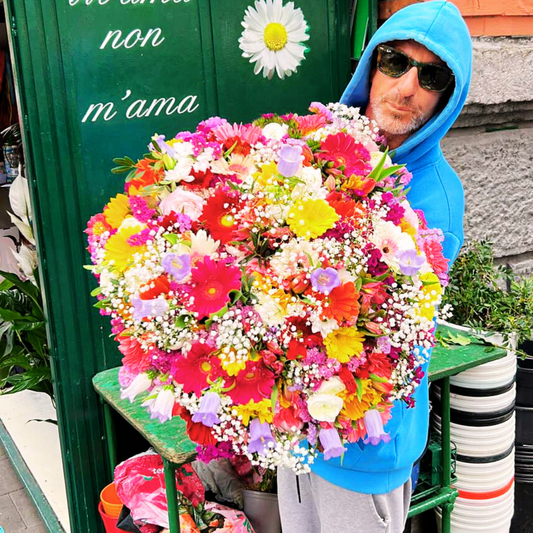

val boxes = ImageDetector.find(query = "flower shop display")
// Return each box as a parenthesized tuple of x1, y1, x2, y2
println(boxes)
(86, 102, 449, 475)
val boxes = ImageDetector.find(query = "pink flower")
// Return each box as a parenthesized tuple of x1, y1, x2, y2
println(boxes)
(186, 257, 242, 319)
(159, 187, 204, 221)
(214, 123, 263, 144)
(118, 335, 152, 373)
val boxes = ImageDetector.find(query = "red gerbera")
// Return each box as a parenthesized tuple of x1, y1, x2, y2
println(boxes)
(320, 282, 361, 323)
(321, 133, 371, 177)
(117, 335, 152, 373)
(184, 168, 215, 190)
(199, 189, 241, 244)
(226, 359, 275, 404)
(186, 257, 242, 319)
(358, 351, 393, 380)
(171, 342, 221, 395)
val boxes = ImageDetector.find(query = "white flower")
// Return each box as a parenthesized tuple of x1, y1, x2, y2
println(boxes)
(262, 122, 288, 140)
(12, 245, 37, 283)
(159, 188, 205, 221)
(8, 175, 35, 245)
(164, 159, 195, 183)
(239, 0, 310, 80)
(121, 373, 152, 403)
(310, 314, 339, 337)
(317, 376, 346, 395)
(370, 220, 416, 268)
(190, 230, 220, 259)
(307, 392, 344, 423)
(369, 151, 393, 170)
(292, 166, 326, 200)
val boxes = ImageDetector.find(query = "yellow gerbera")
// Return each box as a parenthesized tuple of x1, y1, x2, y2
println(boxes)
(416, 272, 443, 321)
(286, 198, 339, 239)
(324, 328, 365, 363)
(235, 399, 273, 426)
(104, 225, 147, 273)
(104, 194, 131, 229)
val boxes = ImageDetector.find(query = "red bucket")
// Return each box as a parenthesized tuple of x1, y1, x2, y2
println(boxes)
(98, 502, 122, 533)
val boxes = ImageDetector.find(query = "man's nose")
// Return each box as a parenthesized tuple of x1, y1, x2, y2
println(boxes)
(396, 66, 419, 97)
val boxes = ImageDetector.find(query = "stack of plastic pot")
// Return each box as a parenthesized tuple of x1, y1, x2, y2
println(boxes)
(432, 323, 516, 533)
(511, 340, 533, 533)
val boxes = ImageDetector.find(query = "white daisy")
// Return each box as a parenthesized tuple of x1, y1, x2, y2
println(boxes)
(239, 0, 310, 80)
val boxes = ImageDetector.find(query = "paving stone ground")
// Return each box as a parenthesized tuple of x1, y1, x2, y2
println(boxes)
(0, 443, 47, 533)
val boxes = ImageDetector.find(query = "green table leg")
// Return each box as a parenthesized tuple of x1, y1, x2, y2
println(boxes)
(102, 400, 117, 480)
(440, 377, 454, 533)
(163, 459, 180, 533)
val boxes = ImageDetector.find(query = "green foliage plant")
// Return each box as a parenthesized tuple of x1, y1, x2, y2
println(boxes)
(441, 240, 533, 353)
(0, 270, 54, 403)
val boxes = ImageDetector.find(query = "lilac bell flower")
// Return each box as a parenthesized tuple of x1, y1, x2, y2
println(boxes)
(396, 249, 425, 276)
(310, 267, 341, 294)
(150, 134, 177, 158)
(363, 409, 391, 445)
(162, 253, 191, 281)
(120, 373, 152, 403)
(247, 419, 276, 456)
(319, 428, 347, 460)
(149, 386, 175, 423)
(192, 392, 221, 427)
(278, 145, 303, 177)
(131, 294, 169, 322)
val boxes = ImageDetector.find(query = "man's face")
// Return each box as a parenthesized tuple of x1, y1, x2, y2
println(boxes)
(367, 40, 445, 137)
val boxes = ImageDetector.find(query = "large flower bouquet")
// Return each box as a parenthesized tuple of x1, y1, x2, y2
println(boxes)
(86, 103, 449, 474)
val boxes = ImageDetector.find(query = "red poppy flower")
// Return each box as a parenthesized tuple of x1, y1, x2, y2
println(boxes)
(172, 404, 217, 445)
(139, 275, 171, 300)
(199, 189, 241, 244)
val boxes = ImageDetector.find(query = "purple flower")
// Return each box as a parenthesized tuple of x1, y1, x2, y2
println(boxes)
(277, 145, 302, 177)
(377, 336, 392, 354)
(247, 419, 275, 456)
(363, 409, 391, 446)
(131, 295, 169, 322)
(162, 253, 191, 281)
(319, 428, 346, 460)
(396, 249, 425, 276)
(310, 267, 341, 294)
(192, 392, 221, 427)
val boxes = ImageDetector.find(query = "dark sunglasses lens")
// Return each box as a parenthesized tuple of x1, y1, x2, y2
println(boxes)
(379, 50, 409, 78)
(419, 65, 452, 92)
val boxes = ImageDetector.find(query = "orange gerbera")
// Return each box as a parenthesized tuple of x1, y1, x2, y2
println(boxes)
(321, 282, 360, 323)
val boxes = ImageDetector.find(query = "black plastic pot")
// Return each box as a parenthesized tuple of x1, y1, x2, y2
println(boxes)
(511, 479, 533, 533)
(516, 406, 533, 445)
(517, 367, 533, 407)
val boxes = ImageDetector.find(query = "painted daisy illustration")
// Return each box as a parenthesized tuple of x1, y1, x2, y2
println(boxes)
(239, 0, 310, 80)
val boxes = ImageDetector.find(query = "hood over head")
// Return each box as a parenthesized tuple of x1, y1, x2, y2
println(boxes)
(340, 1, 472, 166)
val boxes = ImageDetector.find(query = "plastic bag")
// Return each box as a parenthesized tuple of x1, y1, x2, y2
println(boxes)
(114, 450, 204, 529)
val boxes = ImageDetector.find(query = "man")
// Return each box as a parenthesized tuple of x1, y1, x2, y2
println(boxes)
(278, 2, 472, 532)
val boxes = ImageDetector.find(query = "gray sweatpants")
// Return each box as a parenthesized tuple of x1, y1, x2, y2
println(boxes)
(277, 468, 411, 533)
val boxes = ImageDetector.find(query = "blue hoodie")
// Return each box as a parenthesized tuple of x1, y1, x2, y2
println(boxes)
(310, 1, 472, 494)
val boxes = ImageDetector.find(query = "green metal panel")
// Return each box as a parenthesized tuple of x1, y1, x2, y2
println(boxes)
(3, 2, 352, 532)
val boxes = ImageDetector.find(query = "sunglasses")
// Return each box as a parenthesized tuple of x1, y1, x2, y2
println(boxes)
(376, 44, 454, 93)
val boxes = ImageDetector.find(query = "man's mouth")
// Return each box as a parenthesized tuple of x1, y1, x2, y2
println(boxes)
(385, 101, 414, 114)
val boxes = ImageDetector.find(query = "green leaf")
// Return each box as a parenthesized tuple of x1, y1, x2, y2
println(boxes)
(270, 382, 279, 412)
(354, 378, 363, 401)
(90, 286, 102, 297)
(163, 234, 179, 246)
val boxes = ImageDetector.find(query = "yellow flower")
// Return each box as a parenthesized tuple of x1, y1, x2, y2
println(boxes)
(416, 272, 443, 321)
(104, 224, 147, 273)
(218, 348, 249, 377)
(340, 380, 381, 421)
(286, 199, 339, 239)
(104, 194, 131, 229)
(253, 161, 280, 190)
(324, 328, 365, 363)
(235, 399, 273, 426)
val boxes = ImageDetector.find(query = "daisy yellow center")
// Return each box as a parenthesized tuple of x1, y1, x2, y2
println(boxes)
(201, 361, 212, 373)
(263, 22, 288, 51)
(220, 214, 235, 227)
(207, 286, 218, 296)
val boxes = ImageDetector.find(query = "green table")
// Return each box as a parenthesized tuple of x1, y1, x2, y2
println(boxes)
(92, 324, 507, 533)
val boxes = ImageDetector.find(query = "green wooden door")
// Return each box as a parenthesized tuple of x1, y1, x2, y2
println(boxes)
(3, 1, 351, 531)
